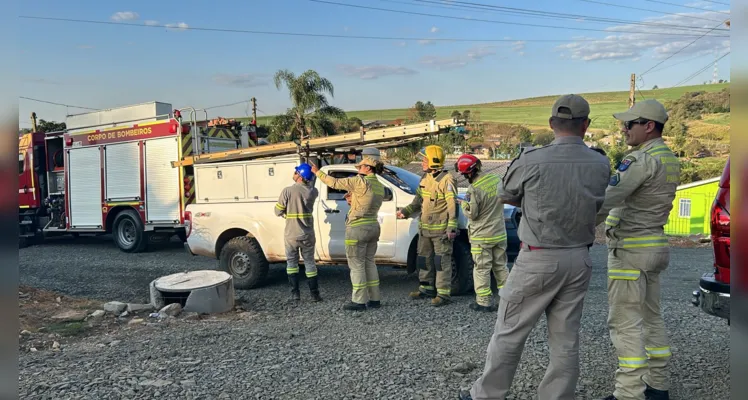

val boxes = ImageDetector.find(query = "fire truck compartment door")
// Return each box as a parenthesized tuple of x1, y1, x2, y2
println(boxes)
(144, 137, 180, 223)
(105, 142, 141, 201)
(68, 146, 103, 228)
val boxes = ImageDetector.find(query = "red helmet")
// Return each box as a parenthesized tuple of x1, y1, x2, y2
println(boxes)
(455, 154, 481, 175)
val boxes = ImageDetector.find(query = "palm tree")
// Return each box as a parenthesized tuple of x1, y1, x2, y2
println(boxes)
(270, 69, 347, 142)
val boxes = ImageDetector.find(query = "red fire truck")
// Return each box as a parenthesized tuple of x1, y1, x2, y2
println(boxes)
(19, 101, 257, 252)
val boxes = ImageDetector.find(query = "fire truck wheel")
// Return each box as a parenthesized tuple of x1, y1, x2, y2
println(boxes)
(219, 236, 269, 290)
(112, 209, 149, 253)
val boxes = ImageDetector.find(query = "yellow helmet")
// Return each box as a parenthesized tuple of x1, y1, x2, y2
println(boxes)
(420, 145, 445, 170)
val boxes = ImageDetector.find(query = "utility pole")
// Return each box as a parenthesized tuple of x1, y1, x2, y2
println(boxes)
(251, 97, 257, 124)
(629, 73, 636, 109)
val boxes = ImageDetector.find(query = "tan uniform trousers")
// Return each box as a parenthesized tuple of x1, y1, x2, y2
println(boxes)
(607, 248, 671, 400)
(472, 243, 509, 306)
(345, 224, 381, 305)
(470, 246, 593, 400)
(417, 234, 453, 298)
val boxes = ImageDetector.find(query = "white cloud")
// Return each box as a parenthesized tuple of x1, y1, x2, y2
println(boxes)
(212, 73, 270, 88)
(144, 20, 159, 26)
(420, 45, 497, 70)
(337, 65, 418, 80)
(111, 11, 139, 22)
(165, 22, 189, 32)
(512, 41, 526, 53)
(418, 39, 436, 46)
(430, 26, 440, 33)
(555, 10, 730, 63)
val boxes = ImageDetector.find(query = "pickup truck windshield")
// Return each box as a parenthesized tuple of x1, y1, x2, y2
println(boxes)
(381, 166, 419, 195)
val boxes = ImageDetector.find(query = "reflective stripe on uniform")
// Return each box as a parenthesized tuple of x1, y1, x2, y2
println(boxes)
(605, 215, 620, 226)
(349, 217, 377, 227)
(285, 213, 313, 219)
(608, 269, 641, 280)
(437, 288, 451, 296)
(306, 270, 318, 278)
(420, 222, 448, 230)
(471, 247, 482, 254)
(275, 203, 286, 211)
(352, 282, 367, 290)
(645, 346, 672, 358)
(622, 236, 668, 248)
(367, 280, 380, 287)
(645, 145, 671, 156)
(287, 267, 300, 274)
(471, 233, 507, 245)
(618, 357, 648, 369)
(476, 287, 492, 297)
(345, 239, 359, 246)
(420, 285, 434, 291)
(447, 220, 458, 229)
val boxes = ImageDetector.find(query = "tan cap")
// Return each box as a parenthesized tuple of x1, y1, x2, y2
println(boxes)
(613, 99, 669, 124)
(355, 155, 378, 168)
(551, 94, 590, 119)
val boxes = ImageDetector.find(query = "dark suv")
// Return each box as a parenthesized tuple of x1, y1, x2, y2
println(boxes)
(692, 157, 730, 324)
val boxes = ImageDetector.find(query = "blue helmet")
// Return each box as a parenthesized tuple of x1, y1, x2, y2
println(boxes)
(295, 163, 314, 181)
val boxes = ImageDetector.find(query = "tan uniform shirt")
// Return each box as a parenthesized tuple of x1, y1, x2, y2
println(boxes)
(275, 181, 318, 240)
(499, 136, 611, 248)
(462, 172, 507, 247)
(401, 170, 458, 237)
(596, 137, 680, 251)
(315, 171, 384, 227)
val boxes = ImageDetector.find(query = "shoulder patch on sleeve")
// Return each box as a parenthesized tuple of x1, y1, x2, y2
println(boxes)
(609, 172, 620, 186)
(617, 155, 637, 172)
(464, 192, 471, 202)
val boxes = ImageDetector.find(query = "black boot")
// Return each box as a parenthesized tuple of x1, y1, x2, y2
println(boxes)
(307, 276, 323, 302)
(343, 302, 366, 311)
(645, 384, 669, 400)
(288, 274, 301, 303)
(469, 302, 498, 312)
(366, 300, 381, 308)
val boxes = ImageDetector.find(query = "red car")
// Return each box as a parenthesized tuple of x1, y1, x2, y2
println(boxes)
(692, 157, 730, 324)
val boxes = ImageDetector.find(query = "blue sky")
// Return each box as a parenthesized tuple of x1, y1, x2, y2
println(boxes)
(17, 0, 731, 127)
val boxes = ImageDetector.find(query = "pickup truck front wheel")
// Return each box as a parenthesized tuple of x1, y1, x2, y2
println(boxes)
(219, 236, 269, 290)
(451, 237, 474, 296)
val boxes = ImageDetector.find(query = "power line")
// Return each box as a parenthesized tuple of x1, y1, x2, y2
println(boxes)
(639, 19, 729, 77)
(642, 0, 731, 15)
(647, 53, 713, 74)
(204, 100, 251, 111)
(673, 51, 729, 86)
(19, 15, 619, 43)
(308, 0, 729, 37)
(398, 0, 729, 32)
(578, 0, 726, 23)
(19, 96, 99, 110)
(696, 0, 730, 5)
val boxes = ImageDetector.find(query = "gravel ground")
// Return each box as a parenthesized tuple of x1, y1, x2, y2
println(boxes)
(19, 236, 730, 400)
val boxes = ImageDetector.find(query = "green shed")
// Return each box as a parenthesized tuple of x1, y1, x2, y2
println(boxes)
(664, 177, 720, 236)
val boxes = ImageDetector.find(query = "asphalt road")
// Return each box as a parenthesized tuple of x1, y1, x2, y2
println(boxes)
(19, 236, 730, 399)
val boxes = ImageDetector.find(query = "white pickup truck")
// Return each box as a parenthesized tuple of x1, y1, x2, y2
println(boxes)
(183, 154, 521, 295)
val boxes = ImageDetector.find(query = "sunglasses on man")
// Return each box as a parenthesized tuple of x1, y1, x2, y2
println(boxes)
(623, 119, 651, 130)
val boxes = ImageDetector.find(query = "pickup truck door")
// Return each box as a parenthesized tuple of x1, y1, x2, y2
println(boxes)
(314, 170, 397, 261)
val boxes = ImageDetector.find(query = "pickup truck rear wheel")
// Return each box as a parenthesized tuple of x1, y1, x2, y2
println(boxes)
(451, 237, 474, 296)
(219, 236, 269, 290)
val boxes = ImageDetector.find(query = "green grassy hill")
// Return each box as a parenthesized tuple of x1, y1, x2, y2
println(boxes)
(249, 83, 729, 132)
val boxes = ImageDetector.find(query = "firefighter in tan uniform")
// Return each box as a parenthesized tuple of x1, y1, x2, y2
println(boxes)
(459, 94, 611, 400)
(397, 145, 458, 307)
(596, 100, 680, 400)
(455, 153, 509, 312)
(311, 151, 385, 311)
(275, 163, 321, 303)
